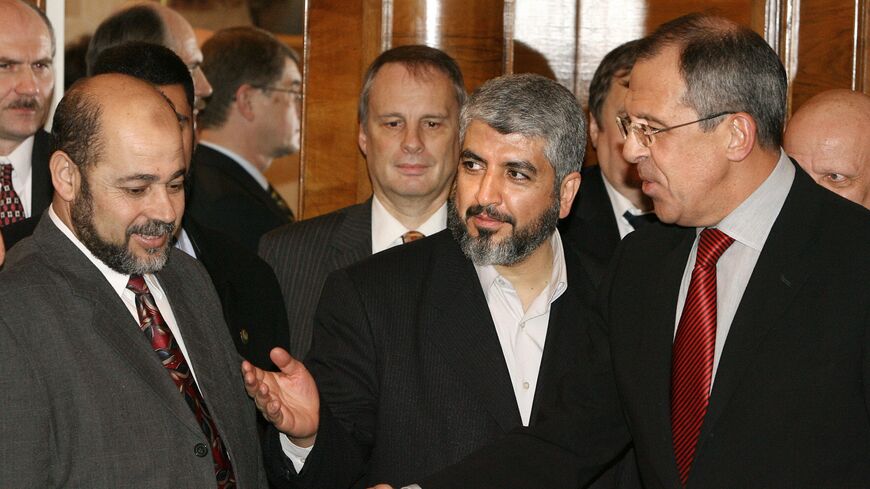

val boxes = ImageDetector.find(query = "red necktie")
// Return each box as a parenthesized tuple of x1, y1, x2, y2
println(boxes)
(671, 228, 734, 486)
(126, 275, 236, 488)
(0, 162, 25, 227)
(401, 230, 425, 243)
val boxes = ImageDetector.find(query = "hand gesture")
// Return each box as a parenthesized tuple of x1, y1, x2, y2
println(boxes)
(241, 347, 320, 447)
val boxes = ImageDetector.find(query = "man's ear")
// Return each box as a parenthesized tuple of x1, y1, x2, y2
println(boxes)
(589, 117, 601, 151)
(234, 84, 257, 121)
(358, 123, 368, 157)
(50, 151, 79, 202)
(558, 171, 582, 219)
(725, 113, 756, 162)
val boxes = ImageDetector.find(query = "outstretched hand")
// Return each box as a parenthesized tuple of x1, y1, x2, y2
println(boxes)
(241, 347, 320, 447)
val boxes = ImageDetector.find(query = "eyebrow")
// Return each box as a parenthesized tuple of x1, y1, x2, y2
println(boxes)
(460, 148, 484, 162)
(634, 112, 668, 127)
(115, 169, 186, 185)
(505, 159, 538, 176)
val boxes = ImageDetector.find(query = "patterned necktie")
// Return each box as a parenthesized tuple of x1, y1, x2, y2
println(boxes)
(623, 210, 658, 231)
(671, 228, 734, 486)
(268, 184, 295, 222)
(401, 230, 425, 243)
(0, 162, 25, 227)
(126, 275, 236, 488)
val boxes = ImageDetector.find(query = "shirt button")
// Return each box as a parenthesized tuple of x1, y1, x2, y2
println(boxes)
(194, 442, 209, 457)
(522, 381, 530, 390)
(520, 322, 525, 329)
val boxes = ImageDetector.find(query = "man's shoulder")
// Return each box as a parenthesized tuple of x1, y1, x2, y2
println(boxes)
(260, 201, 370, 250)
(343, 229, 456, 279)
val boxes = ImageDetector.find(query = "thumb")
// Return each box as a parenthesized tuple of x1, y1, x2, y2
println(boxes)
(270, 347, 298, 373)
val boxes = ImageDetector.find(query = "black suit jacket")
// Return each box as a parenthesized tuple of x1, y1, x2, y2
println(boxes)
(423, 163, 870, 489)
(265, 230, 636, 489)
(559, 165, 621, 285)
(259, 200, 372, 358)
(183, 215, 290, 370)
(1, 129, 53, 249)
(187, 144, 292, 254)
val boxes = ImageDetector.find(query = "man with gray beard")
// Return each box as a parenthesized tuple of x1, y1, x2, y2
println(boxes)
(0, 74, 267, 487)
(243, 74, 637, 489)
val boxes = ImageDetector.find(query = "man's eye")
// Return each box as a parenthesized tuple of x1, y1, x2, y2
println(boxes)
(384, 120, 402, 128)
(461, 160, 483, 171)
(824, 173, 851, 185)
(124, 187, 147, 196)
(507, 170, 529, 181)
(423, 121, 441, 129)
(168, 182, 185, 192)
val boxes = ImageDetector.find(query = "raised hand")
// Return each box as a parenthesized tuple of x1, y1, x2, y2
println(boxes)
(241, 347, 320, 446)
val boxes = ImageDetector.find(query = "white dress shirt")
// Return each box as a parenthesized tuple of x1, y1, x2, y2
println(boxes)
(198, 140, 269, 190)
(601, 173, 652, 238)
(48, 205, 201, 385)
(370, 194, 448, 253)
(2, 135, 35, 217)
(473, 230, 567, 425)
(174, 227, 197, 259)
(674, 151, 795, 386)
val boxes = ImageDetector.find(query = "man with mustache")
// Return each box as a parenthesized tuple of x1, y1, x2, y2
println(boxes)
(0, 74, 267, 487)
(0, 0, 56, 250)
(244, 74, 634, 489)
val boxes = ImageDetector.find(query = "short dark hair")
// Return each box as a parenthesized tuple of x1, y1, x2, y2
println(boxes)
(91, 42, 194, 112)
(51, 79, 104, 173)
(636, 13, 787, 150)
(85, 5, 167, 76)
(358, 45, 466, 124)
(461, 74, 586, 184)
(197, 26, 299, 129)
(588, 39, 642, 128)
(19, 0, 56, 57)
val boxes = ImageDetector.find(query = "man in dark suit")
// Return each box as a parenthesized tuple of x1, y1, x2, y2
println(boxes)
(91, 41, 289, 370)
(0, 0, 56, 249)
(187, 27, 301, 253)
(382, 13, 870, 489)
(0, 74, 266, 487)
(260, 45, 464, 358)
(560, 39, 654, 285)
(243, 74, 638, 489)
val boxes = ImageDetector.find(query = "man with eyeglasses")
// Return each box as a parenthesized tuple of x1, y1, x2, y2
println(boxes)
(371, 12, 870, 489)
(187, 26, 300, 254)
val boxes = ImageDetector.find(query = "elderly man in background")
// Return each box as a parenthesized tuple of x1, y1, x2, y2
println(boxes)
(784, 89, 870, 209)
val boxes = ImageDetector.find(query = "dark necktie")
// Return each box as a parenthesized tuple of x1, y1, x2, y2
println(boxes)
(126, 275, 236, 488)
(268, 184, 295, 222)
(0, 162, 25, 227)
(401, 230, 425, 243)
(671, 228, 734, 486)
(623, 210, 658, 231)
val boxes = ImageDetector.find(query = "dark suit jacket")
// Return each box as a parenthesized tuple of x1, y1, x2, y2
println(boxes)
(0, 216, 268, 487)
(183, 215, 290, 370)
(559, 165, 621, 286)
(423, 163, 870, 489)
(187, 144, 293, 254)
(259, 200, 371, 358)
(1, 129, 54, 249)
(265, 230, 637, 489)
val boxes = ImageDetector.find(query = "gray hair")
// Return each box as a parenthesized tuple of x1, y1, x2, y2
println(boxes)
(460, 73, 586, 183)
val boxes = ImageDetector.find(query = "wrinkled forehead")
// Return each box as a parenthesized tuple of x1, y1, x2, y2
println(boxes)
(625, 49, 689, 121)
(0, 4, 52, 57)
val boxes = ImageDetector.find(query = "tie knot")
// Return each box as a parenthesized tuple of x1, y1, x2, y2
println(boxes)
(623, 210, 658, 230)
(695, 228, 734, 268)
(1, 162, 12, 180)
(126, 274, 148, 295)
(402, 230, 425, 243)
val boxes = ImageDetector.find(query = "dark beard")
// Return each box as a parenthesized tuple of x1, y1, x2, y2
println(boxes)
(448, 191, 560, 266)
(70, 177, 175, 275)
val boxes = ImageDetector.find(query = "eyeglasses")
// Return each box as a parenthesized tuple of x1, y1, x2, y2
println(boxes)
(253, 85, 303, 103)
(616, 111, 734, 147)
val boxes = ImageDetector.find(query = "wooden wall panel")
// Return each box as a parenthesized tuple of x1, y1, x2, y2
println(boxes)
(789, 0, 864, 111)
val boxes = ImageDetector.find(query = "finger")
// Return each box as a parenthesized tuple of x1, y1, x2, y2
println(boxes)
(270, 347, 297, 372)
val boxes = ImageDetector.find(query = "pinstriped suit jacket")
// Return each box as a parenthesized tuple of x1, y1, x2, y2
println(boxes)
(0, 216, 268, 488)
(259, 200, 372, 359)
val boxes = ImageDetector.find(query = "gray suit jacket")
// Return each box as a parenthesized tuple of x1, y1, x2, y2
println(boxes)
(259, 200, 371, 358)
(0, 216, 268, 488)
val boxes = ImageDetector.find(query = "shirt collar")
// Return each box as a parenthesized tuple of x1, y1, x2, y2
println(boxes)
(601, 172, 647, 218)
(710, 149, 795, 250)
(48, 204, 163, 299)
(370, 194, 448, 253)
(3, 135, 35, 175)
(475, 229, 568, 306)
(198, 140, 269, 190)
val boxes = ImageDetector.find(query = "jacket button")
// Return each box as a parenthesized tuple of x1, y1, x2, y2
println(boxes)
(194, 443, 209, 457)
(240, 328, 249, 344)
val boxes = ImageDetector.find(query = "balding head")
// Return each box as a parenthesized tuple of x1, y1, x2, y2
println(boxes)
(50, 74, 186, 275)
(785, 89, 870, 209)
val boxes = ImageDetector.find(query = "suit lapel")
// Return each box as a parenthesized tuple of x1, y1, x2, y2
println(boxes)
(425, 235, 522, 431)
(197, 145, 286, 219)
(329, 200, 372, 269)
(33, 218, 205, 437)
(695, 168, 819, 458)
